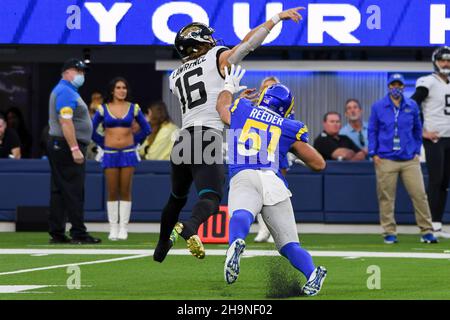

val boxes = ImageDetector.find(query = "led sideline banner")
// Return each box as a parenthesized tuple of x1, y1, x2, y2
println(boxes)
(0, 0, 449, 46)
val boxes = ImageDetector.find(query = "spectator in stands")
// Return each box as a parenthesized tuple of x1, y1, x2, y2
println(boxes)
(89, 91, 104, 118)
(0, 112, 21, 159)
(91, 77, 151, 241)
(340, 99, 369, 158)
(139, 101, 178, 161)
(86, 92, 104, 160)
(5, 107, 32, 158)
(368, 73, 437, 244)
(314, 112, 365, 161)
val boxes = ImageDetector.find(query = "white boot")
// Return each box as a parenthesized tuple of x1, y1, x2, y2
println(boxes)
(254, 214, 271, 243)
(118, 201, 131, 240)
(107, 201, 119, 241)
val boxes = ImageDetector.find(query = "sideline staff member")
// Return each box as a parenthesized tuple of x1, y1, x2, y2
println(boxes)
(368, 73, 436, 244)
(47, 58, 101, 244)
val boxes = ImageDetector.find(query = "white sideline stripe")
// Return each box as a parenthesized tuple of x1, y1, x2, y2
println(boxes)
(1, 248, 450, 259)
(0, 285, 48, 293)
(0, 254, 150, 276)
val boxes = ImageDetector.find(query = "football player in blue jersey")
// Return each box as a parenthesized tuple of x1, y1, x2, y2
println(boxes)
(240, 76, 297, 244)
(216, 65, 327, 296)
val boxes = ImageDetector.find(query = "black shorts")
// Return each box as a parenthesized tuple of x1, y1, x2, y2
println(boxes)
(169, 126, 225, 200)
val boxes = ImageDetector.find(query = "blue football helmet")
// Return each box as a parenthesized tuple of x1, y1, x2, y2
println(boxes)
(257, 84, 294, 118)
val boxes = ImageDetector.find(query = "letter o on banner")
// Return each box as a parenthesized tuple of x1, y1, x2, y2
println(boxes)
(198, 206, 229, 244)
(152, 2, 210, 44)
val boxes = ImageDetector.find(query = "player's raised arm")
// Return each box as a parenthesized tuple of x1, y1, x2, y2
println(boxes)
(219, 7, 305, 72)
(216, 65, 247, 125)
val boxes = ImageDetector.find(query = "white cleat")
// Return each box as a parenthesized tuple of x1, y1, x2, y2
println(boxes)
(224, 239, 246, 284)
(301, 266, 327, 297)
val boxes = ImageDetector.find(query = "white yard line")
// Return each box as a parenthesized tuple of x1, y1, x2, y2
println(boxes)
(1, 248, 450, 259)
(0, 249, 449, 277)
(0, 254, 150, 276)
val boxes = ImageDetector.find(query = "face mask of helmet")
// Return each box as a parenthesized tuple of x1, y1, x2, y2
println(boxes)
(432, 47, 450, 75)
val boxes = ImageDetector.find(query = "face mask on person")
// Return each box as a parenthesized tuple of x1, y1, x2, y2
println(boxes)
(389, 87, 403, 99)
(71, 74, 85, 88)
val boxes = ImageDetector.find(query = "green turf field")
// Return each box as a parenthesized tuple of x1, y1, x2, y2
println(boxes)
(0, 232, 449, 300)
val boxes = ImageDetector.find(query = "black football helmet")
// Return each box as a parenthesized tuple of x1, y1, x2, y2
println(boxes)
(432, 46, 450, 75)
(174, 22, 217, 61)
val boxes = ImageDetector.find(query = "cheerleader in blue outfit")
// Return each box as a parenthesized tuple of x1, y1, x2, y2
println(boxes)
(92, 77, 151, 240)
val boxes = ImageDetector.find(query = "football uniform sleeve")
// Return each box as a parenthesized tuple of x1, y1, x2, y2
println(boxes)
(55, 89, 77, 119)
(287, 120, 309, 144)
(205, 45, 230, 79)
(229, 98, 242, 114)
(416, 75, 434, 90)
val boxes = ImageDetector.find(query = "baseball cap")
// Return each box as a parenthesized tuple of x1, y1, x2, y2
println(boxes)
(388, 73, 405, 86)
(61, 58, 88, 73)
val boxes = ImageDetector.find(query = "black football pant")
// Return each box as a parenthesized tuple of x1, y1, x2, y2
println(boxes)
(47, 137, 88, 239)
(158, 127, 224, 242)
(423, 138, 450, 223)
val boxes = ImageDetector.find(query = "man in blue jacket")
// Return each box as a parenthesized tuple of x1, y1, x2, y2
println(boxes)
(368, 73, 437, 244)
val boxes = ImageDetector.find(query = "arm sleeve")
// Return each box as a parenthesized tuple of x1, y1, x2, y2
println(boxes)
(55, 90, 77, 119)
(227, 27, 270, 65)
(91, 106, 105, 148)
(411, 86, 429, 106)
(368, 104, 379, 157)
(412, 103, 423, 155)
(133, 104, 152, 145)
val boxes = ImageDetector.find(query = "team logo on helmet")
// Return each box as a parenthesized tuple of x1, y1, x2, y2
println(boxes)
(257, 84, 295, 118)
(174, 22, 217, 61)
(432, 46, 450, 75)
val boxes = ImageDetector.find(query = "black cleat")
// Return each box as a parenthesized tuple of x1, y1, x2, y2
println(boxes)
(49, 235, 71, 244)
(153, 240, 173, 263)
(70, 235, 102, 244)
